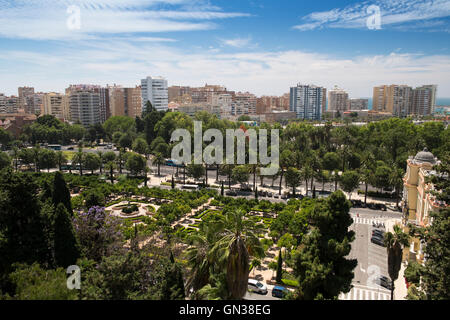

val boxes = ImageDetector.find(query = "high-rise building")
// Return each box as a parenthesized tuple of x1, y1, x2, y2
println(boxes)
(348, 98, 369, 111)
(18, 87, 35, 113)
(386, 85, 413, 117)
(168, 86, 191, 103)
(68, 86, 101, 127)
(411, 85, 437, 116)
(328, 86, 349, 113)
(0, 94, 7, 113)
(43, 92, 68, 120)
(232, 92, 257, 115)
(109, 85, 125, 117)
(372, 85, 388, 112)
(289, 84, 325, 120)
(141, 76, 168, 112)
(98, 87, 110, 123)
(109, 85, 142, 118)
(373, 84, 437, 117)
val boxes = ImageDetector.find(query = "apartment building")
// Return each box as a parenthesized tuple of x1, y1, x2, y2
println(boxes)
(289, 84, 326, 120)
(67, 85, 101, 127)
(141, 76, 168, 112)
(18, 86, 35, 114)
(43, 92, 68, 121)
(232, 92, 257, 115)
(411, 85, 437, 116)
(348, 98, 369, 111)
(328, 86, 349, 113)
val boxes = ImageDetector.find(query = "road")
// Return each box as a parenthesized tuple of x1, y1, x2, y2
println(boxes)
(339, 208, 401, 300)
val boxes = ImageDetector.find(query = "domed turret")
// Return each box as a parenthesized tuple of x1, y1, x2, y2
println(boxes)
(414, 148, 436, 164)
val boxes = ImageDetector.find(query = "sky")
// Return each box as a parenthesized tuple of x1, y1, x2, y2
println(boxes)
(0, 0, 449, 98)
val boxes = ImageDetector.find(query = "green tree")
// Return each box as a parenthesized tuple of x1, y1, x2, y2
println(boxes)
(292, 191, 357, 300)
(0, 151, 11, 170)
(276, 250, 283, 284)
(83, 153, 101, 175)
(55, 151, 68, 171)
(153, 152, 165, 176)
(53, 203, 80, 268)
(6, 263, 78, 300)
(132, 137, 149, 156)
(232, 165, 250, 189)
(339, 170, 360, 200)
(125, 153, 147, 177)
(384, 225, 409, 300)
(210, 209, 265, 299)
(285, 167, 301, 196)
(52, 171, 73, 215)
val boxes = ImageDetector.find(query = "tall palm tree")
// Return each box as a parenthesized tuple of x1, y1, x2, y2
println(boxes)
(72, 148, 84, 176)
(105, 161, 116, 184)
(153, 152, 165, 176)
(359, 151, 376, 205)
(384, 225, 409, 300)
(185, 222, 222, 295)
(97, 150, 103, 174)
(55, 151, 68, 171)
(389, 165, 404, 208)
(211, 209, 265, 300)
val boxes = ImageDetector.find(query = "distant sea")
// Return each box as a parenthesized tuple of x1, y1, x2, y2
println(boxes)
(361, 97, 450, 110)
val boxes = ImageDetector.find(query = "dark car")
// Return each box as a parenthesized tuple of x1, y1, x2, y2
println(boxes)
(225, 190, 237, 196)
(376, 276, 393, 290)
(372, 230, 385, 237)
(272, 285, 289, 298)
(371, 236, 385, 247)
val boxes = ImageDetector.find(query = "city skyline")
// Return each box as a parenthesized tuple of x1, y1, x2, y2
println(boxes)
(0, 0, 449, 97)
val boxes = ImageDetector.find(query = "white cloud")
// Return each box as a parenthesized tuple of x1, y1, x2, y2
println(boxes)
(293, 0, 450, 32)
(1, 40, 449, 98)
(0, 0, 250, 40)
(221, 37, 252, 48)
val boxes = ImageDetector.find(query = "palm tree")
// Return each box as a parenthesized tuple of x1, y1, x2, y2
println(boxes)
(153, 152, 165, 176)
(72, 148, 84, 176)
(210, 209, 265, 300)
(55, 151, 68, 171)
(389, 165, 404, 208)
(97, 150, 103, 174)
(359, 151, 376, 205)
(105, 161, 116, 184)
(384, 225, 409, 300)
(185, 223, 222, 295)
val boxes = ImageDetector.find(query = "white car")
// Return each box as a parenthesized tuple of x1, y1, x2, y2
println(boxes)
(248, 279, 268, 294)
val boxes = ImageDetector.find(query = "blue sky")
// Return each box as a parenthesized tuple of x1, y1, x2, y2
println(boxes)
(0, 0, 449, 98)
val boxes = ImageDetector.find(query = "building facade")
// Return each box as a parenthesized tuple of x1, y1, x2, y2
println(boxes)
(349, 98, 369, 111)
(328, 86, 349, 113)
(402, 148, 446, 264)
(43, 92, 68, 121)
(68, 88, 101, 127)
(289, 84, 325, 120)
(141, 76, 168, 112)
(411, 85, 437, 116)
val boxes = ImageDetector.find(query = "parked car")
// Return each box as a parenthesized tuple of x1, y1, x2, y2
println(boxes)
(376, 276, 393, 290)
(267, 192, 273, 197)
(372, 230, 385, 237)
(67, 146, 74, 150)
(371, 236, 385, 247)
(272, 285, 289, 298)
(248, 279, 268, 294)
(226, 190, 237, 196)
